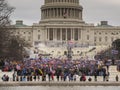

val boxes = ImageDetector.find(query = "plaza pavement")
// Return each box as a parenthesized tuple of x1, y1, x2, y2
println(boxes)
(0, 81, 120, 86)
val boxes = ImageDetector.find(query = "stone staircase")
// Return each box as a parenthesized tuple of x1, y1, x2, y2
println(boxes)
(109, 65, 120, 81)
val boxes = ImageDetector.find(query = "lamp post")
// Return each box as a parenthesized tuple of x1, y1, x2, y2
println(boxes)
(67, 41, 72, 60)
(19, 43, 23, 60)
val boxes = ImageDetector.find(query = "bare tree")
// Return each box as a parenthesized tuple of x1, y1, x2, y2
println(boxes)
(0, 0, 14, 57)
(0, 0, 30, 60)
(0, 0, 14, 27)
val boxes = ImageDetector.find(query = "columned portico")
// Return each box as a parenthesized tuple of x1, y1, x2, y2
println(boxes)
(46, 28, 80, 42)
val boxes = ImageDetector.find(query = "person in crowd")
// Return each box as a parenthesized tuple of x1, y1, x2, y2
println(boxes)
(88, 77, 92, 82)
(33, 74, 36, 81)
(48, 71, 51, 81)
(60, 72, 64, 81)
(20, 76, 22, 81)
(22, 76, 26, 81)
(12, 72, 16, 81)
(6, 75, 9, 81)
(1, 74, 6, 81)
(94, 71, 97, 81)
(16, 76, 19, 81)
(38, 75, 40, 81)
(30, 75, 33, 81)
(116, 75, 119, 82)
(27, 76, 30, 81)
(80, 74, 86, 81)
(73, 74, 77, 81)
(103, 72, 106, 81)
(1, 56, 119, 82)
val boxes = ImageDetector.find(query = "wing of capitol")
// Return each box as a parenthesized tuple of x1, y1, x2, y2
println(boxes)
(8, 0, 120, 60)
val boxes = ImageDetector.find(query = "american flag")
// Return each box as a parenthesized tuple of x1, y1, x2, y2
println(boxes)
(63, 11, 67, 18)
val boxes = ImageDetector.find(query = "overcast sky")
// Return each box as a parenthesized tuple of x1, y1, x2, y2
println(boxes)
(7, 0, 120, 26)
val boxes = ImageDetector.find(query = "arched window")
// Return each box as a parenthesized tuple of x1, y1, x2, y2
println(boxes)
(105, 36, 107, 42)
(64, 51, 67, 55)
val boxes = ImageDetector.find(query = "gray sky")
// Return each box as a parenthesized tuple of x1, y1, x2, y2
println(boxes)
(7, 0, 120, 26)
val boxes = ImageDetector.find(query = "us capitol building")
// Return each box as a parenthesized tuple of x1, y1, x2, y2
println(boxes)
(10, 0, 120, 59)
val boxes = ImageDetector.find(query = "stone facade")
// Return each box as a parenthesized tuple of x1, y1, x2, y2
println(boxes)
(10, 0, 120, 59)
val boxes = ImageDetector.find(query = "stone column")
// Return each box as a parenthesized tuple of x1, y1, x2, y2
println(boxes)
(73, 28, 74, 40)
(47, 28, 49, 41)
(71, 8, 73, 18)
(45, 28, 47, 41)
(74, 9, 76, 18)
(78, 10, 80, 19)
(77, 29, 79, 40)
(47, 9, 48, 18)
(60, 28, 62, 41)
(49, 9, 50, 18)
(71, 28, 73, 40)
(63, 8, 64, 16)
(45, 9, 47, 19)
(53, 28, 56, 41)
(70, 29, 72, 40)
(48, 28, 50, 41)
(68, 8, 70, 18)
(66, 28, 67, 41)
(54, 8, 56, 18)
(41, 10, 43, 19)
(66, 8, 68, 18)
(52, 8, 54, 18)
(70, 8, 72, 18)
(57, 8, 58, 18)
(46, 9, 47, 18)
(75, 9, 77, 18)
(77, 9, 79, 18)
(79, 29, 81, 40)
(58, 8, 60, 18)
(44, 10, 45, 19)
(81, 12, 83, 19)
(60, 8, 62, 18)
(43, 10, 45, 19)
(49, 8, 51, 18)
(73, 9, 74, 18)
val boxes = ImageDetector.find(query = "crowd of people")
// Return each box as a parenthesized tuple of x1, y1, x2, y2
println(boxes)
(0, 56, 113, 82)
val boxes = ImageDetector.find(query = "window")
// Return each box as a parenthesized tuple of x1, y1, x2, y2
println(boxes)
(57, 28, 60, 40)
(105, 33, 107, 34)
(38, 35, 40, 40)
(94, 37, 97, 42)
(28, 36, 31, 41)
(87, 35, 89, 40)
(105, 36, 107, 42)
(62, 28, 66, 40)
(49, 28, 53, 40)
(74, 28, 78, 40)
(99, 37, 102, 42)
(67, 28, 71, 40)
(111, 37, 114, 42)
